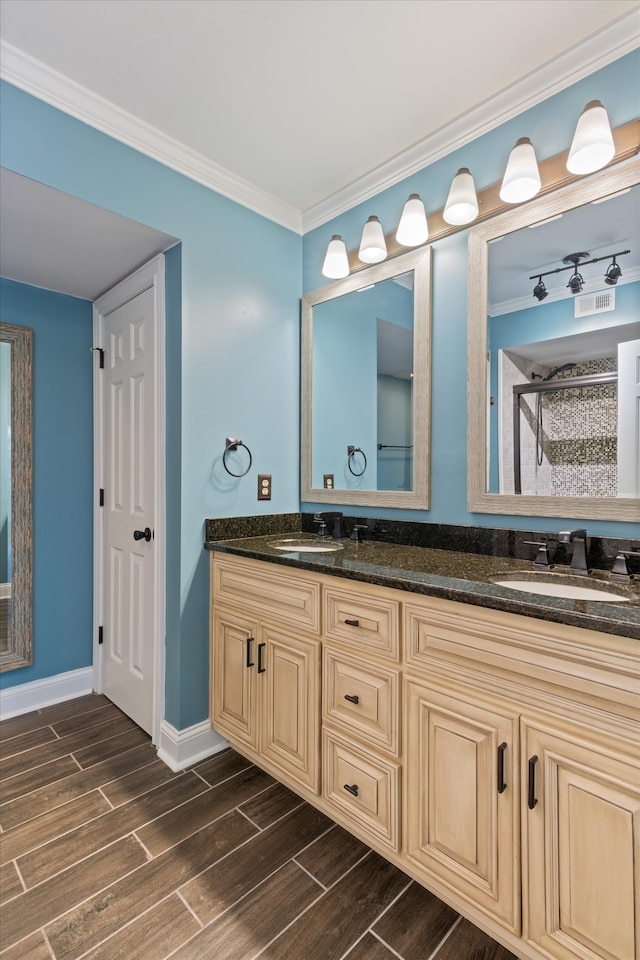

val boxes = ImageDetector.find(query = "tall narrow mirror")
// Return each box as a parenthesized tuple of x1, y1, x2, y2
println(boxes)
(302, 246, 431, 509)
(468, 159, 640, 520)
(0, 322, 33, 671)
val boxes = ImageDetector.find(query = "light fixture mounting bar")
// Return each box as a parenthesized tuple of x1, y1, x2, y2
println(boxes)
(343, 118, 639, 273)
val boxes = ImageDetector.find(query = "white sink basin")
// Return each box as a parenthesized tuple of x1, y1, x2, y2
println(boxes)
(269, 538, 344, 553)
(494, 578, 630, 603)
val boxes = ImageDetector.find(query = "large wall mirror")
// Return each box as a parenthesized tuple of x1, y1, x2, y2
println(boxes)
(0, 322, 33, 671)
(468, 158, 640, 521)
(302, 246, 431, 509)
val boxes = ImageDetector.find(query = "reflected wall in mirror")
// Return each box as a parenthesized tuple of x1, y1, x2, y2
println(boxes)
(468, 158, 640, 521)
(302, 246, 431, 509)
(0, 322, 33, 670)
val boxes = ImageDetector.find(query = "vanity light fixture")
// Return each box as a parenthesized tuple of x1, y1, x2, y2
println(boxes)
(395, 194, 429, 246)
(604, 256, 622, 285)
(443, 168, 479, 225)
(321, 234, 350, 279)
(533, 277, 548, 301)
(358, 216, 387, 263)
(567, 100, 615, 175)
(499, 138, 541, 204)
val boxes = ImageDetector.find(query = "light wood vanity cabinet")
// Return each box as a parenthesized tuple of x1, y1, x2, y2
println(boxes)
(210, 552, 639, 960)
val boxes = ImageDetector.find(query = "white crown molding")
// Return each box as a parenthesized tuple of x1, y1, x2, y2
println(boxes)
(0, 666, 93, 720)
(157, 719, 228, 772)
(302, 12, 640, 232)
(489, 268, 640, 317)
(0, 41, 303, 235)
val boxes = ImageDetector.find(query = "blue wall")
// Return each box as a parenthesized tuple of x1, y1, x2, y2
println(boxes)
(302, 48, 640, 538)
(0, 279, 93, 686)
(0, 81, 302, 726)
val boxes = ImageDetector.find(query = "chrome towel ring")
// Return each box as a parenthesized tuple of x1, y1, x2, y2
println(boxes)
(347, 445, 367, 477)
(223, 437, 253, 477)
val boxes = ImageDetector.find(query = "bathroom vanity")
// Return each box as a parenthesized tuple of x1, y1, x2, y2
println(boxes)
(208, 535, 639, 960)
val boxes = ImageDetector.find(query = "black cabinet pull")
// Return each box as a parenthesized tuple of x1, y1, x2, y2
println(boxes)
(344, 619, 360, 627)
(344, 694, 360, 704)
(257, 643, 266, 674)
(246, 638, 254, 668)
(133, 527, 152, 542)
(528, 755, 538, 809)
(344, 783, 359, 797)
(497, 742, 507, 794)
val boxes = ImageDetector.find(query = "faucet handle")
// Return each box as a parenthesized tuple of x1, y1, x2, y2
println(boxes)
(351, 524, 367, 543)
(611, 551, 640, 583)
(313, 517, 330, 538)
(523, 540, 554, 569)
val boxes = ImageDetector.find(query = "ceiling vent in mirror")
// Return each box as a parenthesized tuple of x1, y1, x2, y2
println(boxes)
(574, 289, 615, 318)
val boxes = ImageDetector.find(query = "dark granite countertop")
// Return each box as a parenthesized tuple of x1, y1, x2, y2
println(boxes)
(207, 533, 640, 641)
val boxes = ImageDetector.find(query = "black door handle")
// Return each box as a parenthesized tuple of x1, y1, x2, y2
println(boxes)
(133, 527, 152, 542)
(344, 694, 360, 704)
(344, 619, 360, 627)
(257, 643, 266, 674)
(497, 742, 507, 794)
(246, 638, 254, 668)
(344, 783, 359, 797)
(528, 755, 538, 809)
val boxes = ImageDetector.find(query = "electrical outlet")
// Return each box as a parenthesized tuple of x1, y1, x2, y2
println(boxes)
(323, 474, 334, 489)
(258, 474, 272, 500)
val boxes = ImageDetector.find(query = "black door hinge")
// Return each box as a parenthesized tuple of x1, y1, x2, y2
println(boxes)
(99, 488, 104, 507)
(98, 625, 104, 645)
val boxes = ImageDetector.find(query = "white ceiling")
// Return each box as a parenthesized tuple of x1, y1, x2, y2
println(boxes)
(0, 0, 639, 299)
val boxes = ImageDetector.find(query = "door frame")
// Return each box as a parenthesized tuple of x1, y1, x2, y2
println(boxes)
(92, 255, 166, 745)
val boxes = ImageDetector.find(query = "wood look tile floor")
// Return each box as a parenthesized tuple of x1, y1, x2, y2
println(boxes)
(0, 695, 517, 960)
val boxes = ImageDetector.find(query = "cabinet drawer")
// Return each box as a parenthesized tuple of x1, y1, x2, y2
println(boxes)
(323, 730, 400, 851)
(323, 584, 400, 661)
(212, 553, 321, 634)
(323, 648, 400, 755)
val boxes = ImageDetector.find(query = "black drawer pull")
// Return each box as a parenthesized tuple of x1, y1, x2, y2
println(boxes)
(246, 638, 254, 668)
(344, 619, 360, 627)
(343, 783, 359, 797)
(497, 741, 507, 794)
(257, 643, 266, 674)
(344, 694, 360, 704)
(528, 755, 538, 809)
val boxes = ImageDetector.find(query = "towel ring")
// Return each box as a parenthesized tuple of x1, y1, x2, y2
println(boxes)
(223, 437, 253, 478)
(347, 445, 367, 477)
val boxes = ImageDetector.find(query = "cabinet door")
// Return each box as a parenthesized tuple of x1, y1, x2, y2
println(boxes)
(405, 679, 520, 934)
(258, 624, 320, 794)
(211, 607, 258, 749)
(523, 720, 640, 960)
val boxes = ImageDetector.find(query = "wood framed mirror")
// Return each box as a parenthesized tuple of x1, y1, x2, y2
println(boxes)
(301, 246, 431, 509)
(467, 158, 640, 520)
(0, 322, 33, 671)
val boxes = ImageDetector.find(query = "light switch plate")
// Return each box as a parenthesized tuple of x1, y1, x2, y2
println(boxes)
(323, 474, 334, 489)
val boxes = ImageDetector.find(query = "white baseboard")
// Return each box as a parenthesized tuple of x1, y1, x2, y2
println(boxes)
(0, 666, 94, 720)
(157, 718, 228, 772)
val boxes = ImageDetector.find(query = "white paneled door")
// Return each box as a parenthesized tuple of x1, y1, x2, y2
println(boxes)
(101, 284, 156, 735)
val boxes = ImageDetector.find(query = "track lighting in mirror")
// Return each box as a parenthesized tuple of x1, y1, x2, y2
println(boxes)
(532, 277, 548, 301)
(604, 256, 622, 285)
(358, 216, 387, 263)
(528, 249, 630, 298)
(567, 100, 615, 175)
(396, 194, 429, 246)
(443, 168, 479, 225)
(322, 234, 350, 279)
(499, 138, 541, 204)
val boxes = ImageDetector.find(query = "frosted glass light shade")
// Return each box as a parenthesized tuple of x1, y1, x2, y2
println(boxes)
(443, 168, 479, 225)
(567, 100, 615, 175)
(395, 194, 429, 246)
(322, 235, 350, 279)
(358, 216, 387, 263)
(499, 138, 541, 203)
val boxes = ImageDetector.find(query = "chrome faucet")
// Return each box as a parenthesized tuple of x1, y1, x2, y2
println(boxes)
(558, 529, 590, 576)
